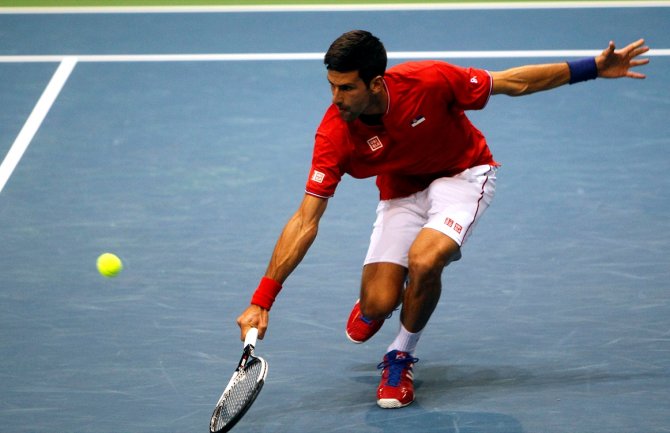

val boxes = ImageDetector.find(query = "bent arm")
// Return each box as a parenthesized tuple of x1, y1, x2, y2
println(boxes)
(491, 39, 649, 97)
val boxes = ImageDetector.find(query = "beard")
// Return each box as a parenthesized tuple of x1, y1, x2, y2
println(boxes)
(337, 106, 360, 122)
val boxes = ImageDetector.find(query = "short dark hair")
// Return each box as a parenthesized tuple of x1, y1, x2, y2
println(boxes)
(324, 30, 387, 86)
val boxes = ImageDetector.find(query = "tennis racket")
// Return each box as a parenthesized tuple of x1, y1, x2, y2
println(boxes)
(209, 327, 268, 433)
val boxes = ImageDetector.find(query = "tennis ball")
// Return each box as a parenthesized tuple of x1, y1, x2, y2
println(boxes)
(97, 253, 123, 278)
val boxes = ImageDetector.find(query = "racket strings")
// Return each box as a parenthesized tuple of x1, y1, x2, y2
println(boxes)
(212, 360, 265, 431)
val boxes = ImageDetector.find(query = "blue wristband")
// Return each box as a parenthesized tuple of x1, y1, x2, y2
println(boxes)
(567, 57, 598, 84)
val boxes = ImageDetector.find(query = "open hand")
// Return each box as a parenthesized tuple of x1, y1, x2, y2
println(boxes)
(596, 39, 650, 79)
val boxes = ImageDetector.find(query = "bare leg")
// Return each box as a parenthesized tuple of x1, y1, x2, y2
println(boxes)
(401, 228, 461, 333)
(359, 262, 407, 320)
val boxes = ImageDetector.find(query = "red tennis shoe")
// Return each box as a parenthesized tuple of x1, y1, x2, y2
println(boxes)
(345, 300, 386, 343)
(376, 350, 419, 408)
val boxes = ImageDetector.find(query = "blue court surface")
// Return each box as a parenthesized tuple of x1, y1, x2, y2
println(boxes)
(1, 3, 669, 432)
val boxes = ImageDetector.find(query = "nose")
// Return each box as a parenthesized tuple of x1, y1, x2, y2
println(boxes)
(331, 87, 342, 106)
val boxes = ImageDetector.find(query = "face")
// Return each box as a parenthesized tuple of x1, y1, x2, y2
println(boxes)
(327, 70, 383, 122)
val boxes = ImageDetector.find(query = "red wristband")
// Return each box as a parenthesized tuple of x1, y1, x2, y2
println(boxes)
(251, 277, 282, 310)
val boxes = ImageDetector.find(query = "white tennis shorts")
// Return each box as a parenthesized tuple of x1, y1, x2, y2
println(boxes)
(364, 164, 497, 267)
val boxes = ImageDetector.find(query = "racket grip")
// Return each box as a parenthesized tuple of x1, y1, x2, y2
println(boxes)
(244, 327, 259, 347)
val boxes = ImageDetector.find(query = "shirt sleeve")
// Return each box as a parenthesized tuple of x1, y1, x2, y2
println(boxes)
(305, 133, 344, 199)
(433, 62, 492, 111)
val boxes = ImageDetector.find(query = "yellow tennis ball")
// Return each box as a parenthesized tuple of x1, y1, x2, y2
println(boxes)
(97, 253, 123, 277)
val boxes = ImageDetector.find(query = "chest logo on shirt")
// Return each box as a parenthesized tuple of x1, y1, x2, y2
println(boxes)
(411, 115, 425, 128)
(367, 136, 384, 151)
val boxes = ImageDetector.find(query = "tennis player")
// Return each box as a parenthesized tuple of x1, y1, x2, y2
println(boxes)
(237, 30, 649, 408)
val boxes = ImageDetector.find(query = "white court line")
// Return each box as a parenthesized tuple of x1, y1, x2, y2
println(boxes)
(1, 46, 666, 193)
(0, 57, 77, 194)
(1, 1, 669, 13)
(0, 49, 669, 63)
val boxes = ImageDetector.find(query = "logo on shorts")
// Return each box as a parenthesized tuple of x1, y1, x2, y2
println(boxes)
(367, 136, 383, 151)
(311, 170, 325, 183)
(444, 218, 462, 234)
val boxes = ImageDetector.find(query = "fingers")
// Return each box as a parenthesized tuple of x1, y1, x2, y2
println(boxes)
(632, 44, 650, 59)
(631, 58, 651, 67)
(627, 69, 647, 79)
(253, 311, 268, 340)
(621, 38, 649, 58)
(239, 323, 252, 342)
(236, 306, 257, 341)
(598, 38, 650, 79)
(629, 57, 651, 73)
(624, 39, 650, 79)
(607, 39, 649, 59)
(629, 38, 646, 50)
(236, 315, 251, 341)
(601, 40, 616, 60)
(608, 40, 616, 54)
(236, 305, 269, 341)
(627, 73, 646, 79)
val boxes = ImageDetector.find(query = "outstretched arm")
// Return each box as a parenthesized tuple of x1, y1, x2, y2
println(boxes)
(236, 193, 328, 340)
(491, 39, 649, 96)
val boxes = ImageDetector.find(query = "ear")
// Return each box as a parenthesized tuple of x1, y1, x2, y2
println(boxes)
(369, 75, 384, 94)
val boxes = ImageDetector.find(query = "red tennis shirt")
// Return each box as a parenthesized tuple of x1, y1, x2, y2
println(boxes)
(306, 60, 498, 200)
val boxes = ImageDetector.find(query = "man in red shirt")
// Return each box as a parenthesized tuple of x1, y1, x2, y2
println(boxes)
(307, 60, 495, 201)
(237, 30, 649, 408)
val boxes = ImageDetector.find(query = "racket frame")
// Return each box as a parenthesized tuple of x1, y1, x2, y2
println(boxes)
(209, 328, 268, 433)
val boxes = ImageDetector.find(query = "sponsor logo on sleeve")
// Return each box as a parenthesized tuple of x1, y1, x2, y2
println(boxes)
(311, 170, 325, 183)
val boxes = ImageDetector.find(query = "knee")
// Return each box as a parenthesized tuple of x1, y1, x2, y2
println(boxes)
(407, 252, 445, 283)
(408, 242, 461, 282)
(360, 284, 401, 320)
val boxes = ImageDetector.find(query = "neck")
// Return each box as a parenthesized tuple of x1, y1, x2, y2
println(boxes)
(364, 84, 388, 116)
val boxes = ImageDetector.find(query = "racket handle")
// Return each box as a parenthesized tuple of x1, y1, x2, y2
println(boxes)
(244, 327, 259, 347)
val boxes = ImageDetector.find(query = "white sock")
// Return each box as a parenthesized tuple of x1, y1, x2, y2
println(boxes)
(387, 323, 422, 355)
